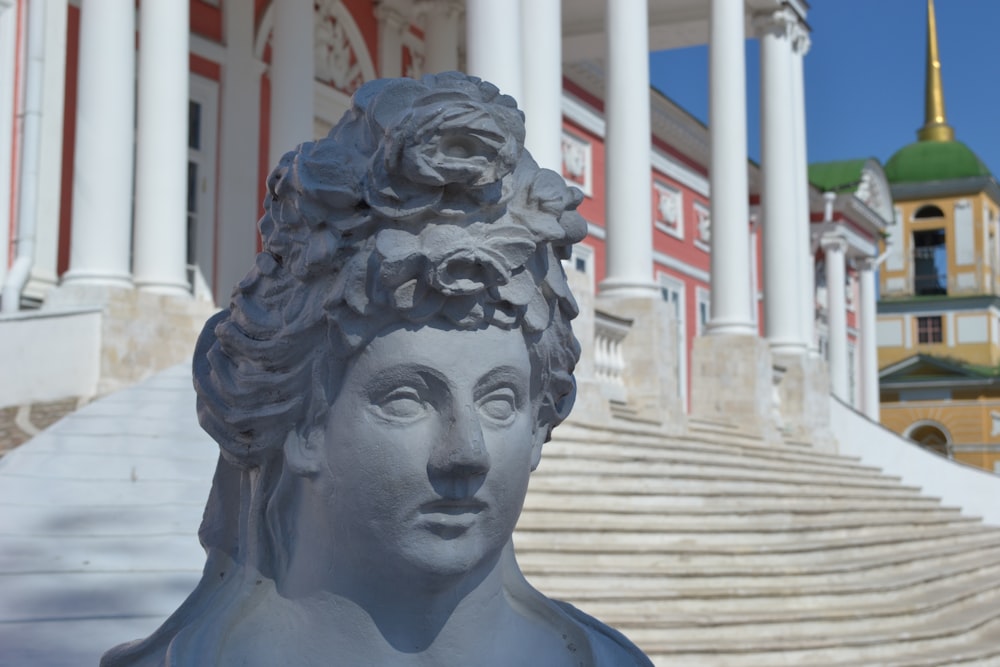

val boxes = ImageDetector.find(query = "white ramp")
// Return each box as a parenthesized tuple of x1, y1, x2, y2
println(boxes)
(0, 364, 215, 667)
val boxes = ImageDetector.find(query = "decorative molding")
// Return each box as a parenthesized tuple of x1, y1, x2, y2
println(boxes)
(653, 181, 683, 239)
(401, 29, 425, 79)
(315, 0, 372, 95)
(693, 201, 711, 252)
(561, 130, 593, 197)
(562, 92, 711, 197)
(653, 250, 710, 284)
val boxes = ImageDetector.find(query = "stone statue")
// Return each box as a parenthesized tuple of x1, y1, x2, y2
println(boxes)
(103, 72, 652, 667)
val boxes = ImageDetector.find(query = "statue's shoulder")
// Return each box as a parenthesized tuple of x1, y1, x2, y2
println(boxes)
(551, 599, 654, 667)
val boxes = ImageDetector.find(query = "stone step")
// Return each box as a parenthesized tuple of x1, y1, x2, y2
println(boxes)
(521, 489, 950, 514)
(533, 457, 910, 490)
(513, 523, 998, 562)
(638, 586, 1000, 666)
(542, 438, 891, 480)
(528, 547, 1000, 609)
(581, 569, 1000, 645)
(526, 473, 927, 500)
(515, 508, 978, 537)
(555, 421, 876, 469)
(518, 536, 1000, 585)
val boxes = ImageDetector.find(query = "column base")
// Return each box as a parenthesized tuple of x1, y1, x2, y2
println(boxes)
(772, 351, 836, 452)
(60, 270, 133, 291)
(689, 334, 776, 439)
(134, 279, 192, 298)
(597, 277, 659, 300)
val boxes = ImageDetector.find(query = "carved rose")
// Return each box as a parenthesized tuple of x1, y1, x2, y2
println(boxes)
(364, 75, 525, 221)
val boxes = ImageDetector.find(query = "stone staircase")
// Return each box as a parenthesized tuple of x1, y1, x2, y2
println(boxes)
(516, 419, 1000, 666)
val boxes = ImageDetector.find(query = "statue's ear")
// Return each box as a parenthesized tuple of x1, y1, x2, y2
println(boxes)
(283, 428, 324, 476)
(529, 425, 547, 472)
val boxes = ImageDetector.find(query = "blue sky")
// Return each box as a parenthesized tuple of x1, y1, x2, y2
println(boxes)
(649, 1, 1000, 177)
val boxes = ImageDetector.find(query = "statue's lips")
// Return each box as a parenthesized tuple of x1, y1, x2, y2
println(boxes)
(419, 499, 487, 516)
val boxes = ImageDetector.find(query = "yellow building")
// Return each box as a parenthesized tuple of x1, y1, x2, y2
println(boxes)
(877, 1, 1000, 473)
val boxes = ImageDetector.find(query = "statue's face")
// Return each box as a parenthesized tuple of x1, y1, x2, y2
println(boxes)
(321, 322, 537, 580)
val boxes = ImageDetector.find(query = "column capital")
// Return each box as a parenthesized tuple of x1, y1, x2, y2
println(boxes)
(415, 0, 463, 22)
(791, 23, 812, 56)
(374, 2, 411, 30)
(856, 255, 880, 272)
(752, 7, 796, 40)
(820, 231, 848, 254)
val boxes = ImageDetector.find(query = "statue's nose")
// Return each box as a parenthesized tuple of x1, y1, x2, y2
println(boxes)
(428, 403, 491, 481)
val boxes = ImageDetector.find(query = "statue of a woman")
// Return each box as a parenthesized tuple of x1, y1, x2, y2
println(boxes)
(103, 72, 652, 666)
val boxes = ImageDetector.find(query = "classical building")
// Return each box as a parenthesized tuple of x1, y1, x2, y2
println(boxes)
(0, 0, 889, 435)
(874, 0, 1000, 473)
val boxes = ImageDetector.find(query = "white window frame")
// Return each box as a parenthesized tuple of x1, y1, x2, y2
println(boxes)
(188, 74, 220, 303)
(658, 272, 687, 408)
(696, 286, 711, 336)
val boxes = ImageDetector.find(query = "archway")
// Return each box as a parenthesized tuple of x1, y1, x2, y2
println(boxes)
(905, 420, 954, 458)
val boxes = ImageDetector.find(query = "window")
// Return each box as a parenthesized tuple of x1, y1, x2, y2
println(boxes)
(912, 229, 947, 295)
(913, 204, 945, 219)
(696, 287, 711, 336)
(917, 316, 943, 344)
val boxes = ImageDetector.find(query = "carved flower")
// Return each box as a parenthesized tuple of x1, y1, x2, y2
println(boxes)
(374, 222, 537, 324)
(363, 75, 525, 221)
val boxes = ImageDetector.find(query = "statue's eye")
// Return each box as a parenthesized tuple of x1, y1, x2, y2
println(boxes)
(478, 388, 518, 425)
(373, 388, 427, 422)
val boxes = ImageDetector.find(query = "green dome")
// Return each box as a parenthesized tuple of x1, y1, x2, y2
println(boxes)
(885, 140, 991, 184)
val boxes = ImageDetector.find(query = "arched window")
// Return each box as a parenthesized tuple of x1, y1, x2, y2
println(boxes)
(906, 421, 953, 458)
(914, 204, 945, 219)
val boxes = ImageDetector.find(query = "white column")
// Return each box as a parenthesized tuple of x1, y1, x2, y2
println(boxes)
(269, 0, 315, 168)
(375, 2, 407, 78)
(133, 0, 189, 296)
(791, 25, 814, 351)
(707, 0, 754, 333)
(216, 0, 262, 305)
(520, 0, 561, 171)
(599, 0, 656, 298)
(421, 0, 460, 74)
(858, 257, 881, 420)
(26, 0, 68, 300)
(465, 0, 522, 102)
(0, 0, 19, 290)
(62, 0, 135, 288)
(757, 9, 804, 353)
(823, 233, 849, 400)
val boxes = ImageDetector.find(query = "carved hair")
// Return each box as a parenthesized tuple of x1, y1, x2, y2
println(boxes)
(194, 72, 587, 469)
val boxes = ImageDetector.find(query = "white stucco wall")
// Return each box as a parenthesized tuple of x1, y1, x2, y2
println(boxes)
(831, 397, 1000, 526)
(0, 308, 101, 407)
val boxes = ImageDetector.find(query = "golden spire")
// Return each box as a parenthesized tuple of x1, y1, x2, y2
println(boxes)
(917, 0, 955, 141)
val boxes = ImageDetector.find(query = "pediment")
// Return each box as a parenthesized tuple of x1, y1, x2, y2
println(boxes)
(880, 354, 987, 384)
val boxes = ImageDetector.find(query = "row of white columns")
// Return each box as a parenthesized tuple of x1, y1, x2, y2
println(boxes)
(62, 0, 314, 298)
(63, 0, 189, 296)
(822, 216, 882, 420)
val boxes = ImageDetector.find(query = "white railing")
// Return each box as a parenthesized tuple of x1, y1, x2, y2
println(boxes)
(593, 310, 631, 402)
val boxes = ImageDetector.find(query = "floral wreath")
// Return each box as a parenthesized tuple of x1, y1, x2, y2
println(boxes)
(200, 72, 587, 466)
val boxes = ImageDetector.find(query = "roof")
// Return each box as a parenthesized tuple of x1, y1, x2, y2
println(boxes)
(808, 159, 870, 193)
(880, 353, 1000, 389)
(885, 140, 992, 184)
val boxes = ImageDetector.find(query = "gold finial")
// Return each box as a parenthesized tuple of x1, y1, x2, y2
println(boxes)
(918, 0, 955, 141)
